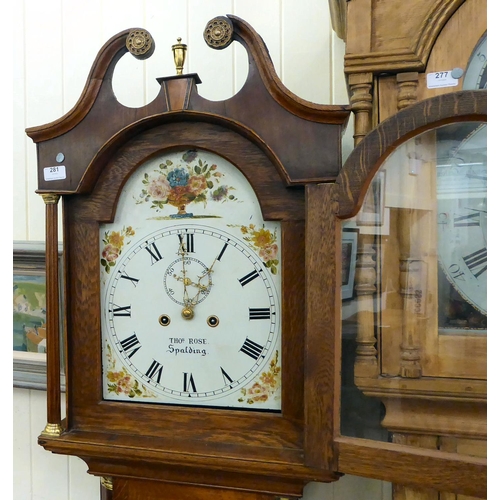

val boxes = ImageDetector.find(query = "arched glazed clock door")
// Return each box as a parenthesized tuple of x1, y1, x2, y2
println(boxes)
(333, 90, 487, 499)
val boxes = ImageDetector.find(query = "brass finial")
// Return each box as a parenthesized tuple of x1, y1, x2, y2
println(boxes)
(172, 37, 187, 75)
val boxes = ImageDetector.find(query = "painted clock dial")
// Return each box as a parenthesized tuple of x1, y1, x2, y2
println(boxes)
(100, 149, 282, 410)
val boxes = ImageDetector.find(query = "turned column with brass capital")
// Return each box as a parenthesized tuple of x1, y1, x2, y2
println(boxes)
(39, 193, 63, 437)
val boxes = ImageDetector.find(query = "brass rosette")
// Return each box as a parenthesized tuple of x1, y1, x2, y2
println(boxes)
(203, 16, 233, 50)
(126, 28, 155, 60)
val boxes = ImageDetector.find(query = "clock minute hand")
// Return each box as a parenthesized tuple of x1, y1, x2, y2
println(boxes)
(176, 236, 196, 320)
(185, 253, 219, 310)
(179, 238, 191, 304)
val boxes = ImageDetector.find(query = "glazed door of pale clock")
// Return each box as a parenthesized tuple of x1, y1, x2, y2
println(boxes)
(366, 30, 489, 381)
(373, 120, 487, 380)
(427, 33, 487, 379)
(100, 148, 282, 410)
(339, 94, 487, 489)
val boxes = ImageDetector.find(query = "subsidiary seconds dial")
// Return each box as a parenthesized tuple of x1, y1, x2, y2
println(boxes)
(103, 224, 280, 404)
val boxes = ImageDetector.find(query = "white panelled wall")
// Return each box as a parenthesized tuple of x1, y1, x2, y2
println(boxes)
(12, 1, 380, 499)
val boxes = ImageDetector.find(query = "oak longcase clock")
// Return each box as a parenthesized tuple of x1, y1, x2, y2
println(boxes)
(26, 16, 350, 500)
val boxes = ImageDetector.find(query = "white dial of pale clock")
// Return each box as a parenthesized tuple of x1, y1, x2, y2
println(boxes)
(463, 33, 486, 90)
(437, 123, 487, 315)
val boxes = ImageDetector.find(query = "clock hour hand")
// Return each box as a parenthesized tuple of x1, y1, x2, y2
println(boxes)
(184, 262, 215, 312)
(179, 252, 220, 320)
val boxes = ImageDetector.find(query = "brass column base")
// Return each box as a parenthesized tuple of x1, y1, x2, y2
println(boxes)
(40, 422, 63, 437)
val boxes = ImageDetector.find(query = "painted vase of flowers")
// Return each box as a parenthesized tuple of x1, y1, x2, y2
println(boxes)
(136, 150, 236, 217)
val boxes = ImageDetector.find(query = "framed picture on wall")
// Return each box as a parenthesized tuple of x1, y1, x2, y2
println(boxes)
(341, 228, 358, 300)
(356, 169, 386, 226)
(13, 241, 65, 391)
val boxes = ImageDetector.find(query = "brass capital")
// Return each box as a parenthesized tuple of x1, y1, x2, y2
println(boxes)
(40, 193, 60, 205)
(100, 476, 113, 491)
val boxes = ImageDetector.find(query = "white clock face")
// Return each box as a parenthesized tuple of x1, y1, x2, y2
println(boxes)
(463, 33, 487, 90)
(437, 123, 487, 317)
(100, 149, 282, 410)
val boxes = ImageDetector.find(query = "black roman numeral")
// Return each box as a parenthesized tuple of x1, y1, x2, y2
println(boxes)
(217, 242, 228, 261)
(119, 334, 141, 358)
(145, 360, 163, 383)
(183, 372, 197, 393)
(178, 233, 194, 253)
(145, 242, 162, 264)
(249, 308, 271, 320)
(119, 270, 139, 287)
(454, 211, 481, 227)
(110, 304, 131, 317)
(448, 264, 466, 282)
(466, 172, 487, 181)
(463, 247, 487, 278)
(238, 269, 259, 287)
(240, 338, 264, 360)
(220, 367, 233, 385)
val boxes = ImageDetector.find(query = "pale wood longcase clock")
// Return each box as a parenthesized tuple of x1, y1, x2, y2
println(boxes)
(26, 16, 350, 500)
(329, 0, 487, 498)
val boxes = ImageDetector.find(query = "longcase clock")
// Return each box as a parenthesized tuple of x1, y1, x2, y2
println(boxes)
(328, 0, 487, 497)
(26, 16, 350, 500)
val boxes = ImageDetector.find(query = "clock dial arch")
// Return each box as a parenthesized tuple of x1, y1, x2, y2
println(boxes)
(91, 119, 304, 224)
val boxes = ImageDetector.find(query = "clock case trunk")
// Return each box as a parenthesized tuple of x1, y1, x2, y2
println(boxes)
(26, 16, 350, 497)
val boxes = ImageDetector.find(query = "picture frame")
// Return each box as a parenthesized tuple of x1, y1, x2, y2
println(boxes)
(13, 241, 65, 391)
(356, 169, 386, 226)
(341, 228, 358, 301)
